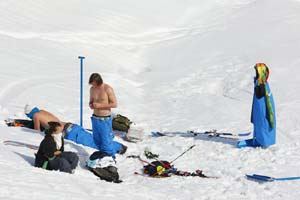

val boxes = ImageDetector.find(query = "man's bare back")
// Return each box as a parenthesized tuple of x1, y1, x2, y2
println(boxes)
(89, 83, 117, 116)
(33, 110, 62, 131)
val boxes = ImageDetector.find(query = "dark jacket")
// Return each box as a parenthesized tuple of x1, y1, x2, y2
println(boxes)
(35, 134, 64, 168)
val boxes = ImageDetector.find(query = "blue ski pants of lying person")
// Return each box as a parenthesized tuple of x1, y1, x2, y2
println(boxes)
(64, 123, 98, 149)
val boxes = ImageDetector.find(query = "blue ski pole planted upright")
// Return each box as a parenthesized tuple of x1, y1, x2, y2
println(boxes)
(78, 56, 85, 127)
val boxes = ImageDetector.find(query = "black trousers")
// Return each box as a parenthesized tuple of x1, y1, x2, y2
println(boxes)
(48, 151, 79, 173)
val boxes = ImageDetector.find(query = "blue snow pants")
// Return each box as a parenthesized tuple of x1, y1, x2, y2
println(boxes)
(90, 115, 122, 158)
(64, 124, 98, 149)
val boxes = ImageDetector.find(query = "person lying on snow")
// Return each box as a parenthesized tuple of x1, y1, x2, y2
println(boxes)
(20, 104, 128, 153)
(237, 63, 276, 148)
(35, 121, 79, 173)
(24, 104, 99, 149)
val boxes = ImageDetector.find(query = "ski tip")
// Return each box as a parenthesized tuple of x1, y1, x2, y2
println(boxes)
(246, 174, 274, 182)
(151, 132, 158, 136)
(236, 140, 248, 148)
(151, 131, 165, 137)
(238, 132, 251, 137)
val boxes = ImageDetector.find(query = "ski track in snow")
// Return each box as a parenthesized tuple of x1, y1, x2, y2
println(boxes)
(0, 24, 222, 48)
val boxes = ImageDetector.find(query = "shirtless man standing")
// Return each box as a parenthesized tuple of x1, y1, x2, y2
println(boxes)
(86, 73, 127, 168)
(24, 104, 62, 131)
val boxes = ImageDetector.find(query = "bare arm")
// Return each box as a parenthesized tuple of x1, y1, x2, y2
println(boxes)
(33, 114, 41, 131)
(107, 87, 117, 108)
(93, 87, 117, 109)
(89, 87, 94, 109)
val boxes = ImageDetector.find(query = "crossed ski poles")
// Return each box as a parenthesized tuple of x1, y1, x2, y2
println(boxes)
(154, 144, 196, 177)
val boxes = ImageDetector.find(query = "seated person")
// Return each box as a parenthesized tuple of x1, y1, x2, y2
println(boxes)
(35, 121, 79, 173)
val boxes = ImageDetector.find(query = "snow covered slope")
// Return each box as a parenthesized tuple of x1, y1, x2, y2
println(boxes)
(1, 0, 300, 199)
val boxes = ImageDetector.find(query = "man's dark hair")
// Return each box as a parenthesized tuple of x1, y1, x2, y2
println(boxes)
(89, 73, 103, 85)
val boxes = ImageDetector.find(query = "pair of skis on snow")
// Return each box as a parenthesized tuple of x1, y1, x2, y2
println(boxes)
(151, 129, 251, 139)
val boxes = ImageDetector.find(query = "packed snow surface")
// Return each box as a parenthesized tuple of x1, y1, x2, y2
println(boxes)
(1, 0, 300, 199)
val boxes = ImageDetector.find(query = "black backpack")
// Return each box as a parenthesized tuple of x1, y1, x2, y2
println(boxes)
(91, 166, 122, 183)
(143, 160, 173, 177)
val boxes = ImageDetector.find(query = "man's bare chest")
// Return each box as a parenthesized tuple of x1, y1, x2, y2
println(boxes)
(91, 88, 108, 101)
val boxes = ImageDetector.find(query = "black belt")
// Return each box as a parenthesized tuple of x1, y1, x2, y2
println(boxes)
(92, 114, 111, 118)
(63, 122, 73, 134)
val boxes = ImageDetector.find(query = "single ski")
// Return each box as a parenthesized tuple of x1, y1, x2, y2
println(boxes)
(134, 170, 170, 178)
(3, 140, 89, 156)
(134, 170, 218, 179)
(5, 119, 33, 127)
(246, 174, 300, 182)
(151, 131, 167, 137)
(3, 140, 39, 150)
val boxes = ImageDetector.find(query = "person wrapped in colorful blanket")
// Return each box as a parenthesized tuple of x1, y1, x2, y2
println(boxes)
(237, 63, 276, 148)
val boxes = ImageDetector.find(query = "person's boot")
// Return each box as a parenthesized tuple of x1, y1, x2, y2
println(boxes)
(119, 145, 127, 155)
(86, 158, 97, 169)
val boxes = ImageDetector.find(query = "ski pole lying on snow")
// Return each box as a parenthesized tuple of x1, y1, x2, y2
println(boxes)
(170, 144, 196, 164)
(246, 174, 300, 182)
